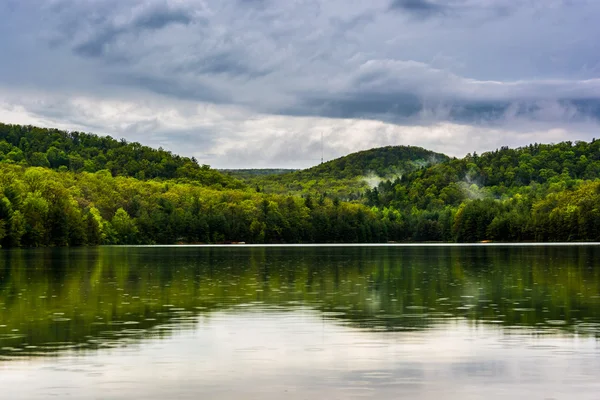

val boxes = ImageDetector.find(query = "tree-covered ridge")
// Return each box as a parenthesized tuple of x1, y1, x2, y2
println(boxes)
(1, 161, 599, 246)
(300, 145, 449, 179)
(361, 139, 600, 243)
(0, 164, 397, 247)
(367, 140, 600, 210)
(245, 145, 449, 200)
(221, 168, 298, 179)
(1, 120, 600, 246)
(0, 123, 243, 188)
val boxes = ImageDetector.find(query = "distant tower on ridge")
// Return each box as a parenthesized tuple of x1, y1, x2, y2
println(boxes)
(320, 132, 324, 164)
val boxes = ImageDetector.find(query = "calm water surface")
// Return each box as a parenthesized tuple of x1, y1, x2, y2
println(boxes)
(1, 245, 600, 399)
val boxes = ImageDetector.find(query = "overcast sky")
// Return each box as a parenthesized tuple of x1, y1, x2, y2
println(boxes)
(1, 0, 599, 168)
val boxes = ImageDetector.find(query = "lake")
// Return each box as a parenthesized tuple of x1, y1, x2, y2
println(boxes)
(1, 245, 599, 399)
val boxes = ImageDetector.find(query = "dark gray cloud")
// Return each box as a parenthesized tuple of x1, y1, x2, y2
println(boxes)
(172, 52, 274, 79)
(389, 0, 447, 17)
(237, 0, 269, 7)
(72, 2, 196, 58)
(1, 0, 600, 167)
(388, 0, 517, 20)
(107, 74, 232, 104)
(133, 5, 193, 30)
(11, 0, 599, 115)
(282, 95, 600, 126)
(283, 92, 423, 120)
(274, 56, 600, 124)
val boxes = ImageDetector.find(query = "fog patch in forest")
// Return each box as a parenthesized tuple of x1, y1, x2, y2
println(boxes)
(362, 172, 385, 189)
(460, 173, 487, 200)
(361, 170, 404, 189)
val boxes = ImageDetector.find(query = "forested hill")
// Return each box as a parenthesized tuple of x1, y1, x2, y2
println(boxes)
(221, 169, 298, 179)
(244, 145, 449, 199)
(360, 139, 600, 243)
(298, 145, 449, 179)
(0, 123, 243, 188)
(2, 120, 600, 246)
(367, 140, 600, 210)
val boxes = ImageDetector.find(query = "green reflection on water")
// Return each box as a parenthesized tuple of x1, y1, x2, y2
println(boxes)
(0, 246, 599, 358)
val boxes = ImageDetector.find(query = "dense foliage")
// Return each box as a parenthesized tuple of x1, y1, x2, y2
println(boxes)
(221, 168, 297, 179)
(0, 123, 242, 188)
(245, 146, 448, 199)
(1, 122, 600, 246)
(296, 145, 449, 179)
(0, 164, 398, 247)
(367, 141, 600, 210)
(365, 140, 600, 242)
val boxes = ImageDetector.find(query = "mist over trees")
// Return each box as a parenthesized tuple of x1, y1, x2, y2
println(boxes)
(362, 140, 600, 242)
(0, 123, 599, 246)
(0, 164, 395, 246)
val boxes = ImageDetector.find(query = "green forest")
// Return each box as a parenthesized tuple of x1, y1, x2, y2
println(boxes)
(1, 122, 600, 246)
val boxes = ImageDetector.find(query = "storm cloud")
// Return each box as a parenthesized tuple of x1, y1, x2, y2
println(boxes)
(389, 0, 447, 18)
(0, 0, 599, 167)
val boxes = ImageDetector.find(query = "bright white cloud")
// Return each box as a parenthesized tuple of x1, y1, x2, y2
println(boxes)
(2, 91, 596, 168)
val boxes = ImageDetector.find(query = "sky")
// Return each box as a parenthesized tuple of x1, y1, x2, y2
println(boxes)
(1, 0, 599, 168)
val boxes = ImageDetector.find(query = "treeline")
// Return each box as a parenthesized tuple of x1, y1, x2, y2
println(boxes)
(0, 123, 242, 188)
(221, 169, 297, 179)
(1, 163, 599, 247)
(385, 179, 600, 243)
(0, 164, 399, 247)
(296, 145, 448, 180)
(1, 122, 600, 246)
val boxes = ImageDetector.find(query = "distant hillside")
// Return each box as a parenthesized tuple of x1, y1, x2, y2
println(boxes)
(0, 123, 243, 188)
(296, 145, 449, 180)
(247, 145, 449, 199)
(221, 169, 298, 179)
(367, 140, 600, 210)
